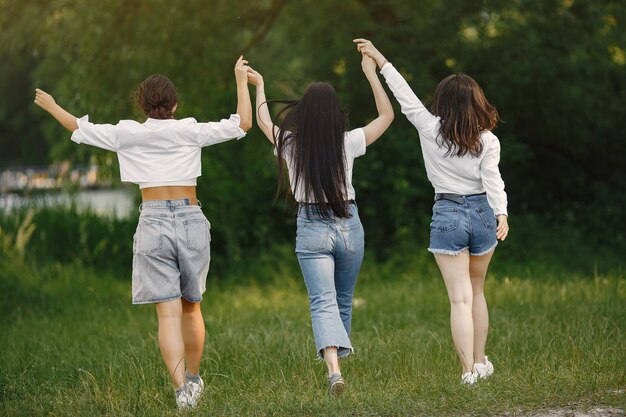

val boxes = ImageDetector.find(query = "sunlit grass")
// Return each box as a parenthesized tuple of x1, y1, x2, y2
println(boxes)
(1, 255, 624, 416)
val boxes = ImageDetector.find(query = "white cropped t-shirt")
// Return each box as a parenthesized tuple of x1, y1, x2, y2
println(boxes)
(380, 63, 508, 216)
(275, 128, 366, 203)
(70, 114, 246, 188)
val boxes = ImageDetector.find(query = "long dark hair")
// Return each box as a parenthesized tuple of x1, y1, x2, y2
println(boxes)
(273, 82, 350, 219)
(135, 74, 178, 119)
(431, 73, 499, 157)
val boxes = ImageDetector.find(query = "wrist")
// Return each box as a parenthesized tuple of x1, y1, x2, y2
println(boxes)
(376, 55, 388, 70)
(364, 69, 377, 78)
(47, 102, 60, 114)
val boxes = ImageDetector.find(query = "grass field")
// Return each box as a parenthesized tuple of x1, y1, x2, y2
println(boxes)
(1, 246, 624, 416)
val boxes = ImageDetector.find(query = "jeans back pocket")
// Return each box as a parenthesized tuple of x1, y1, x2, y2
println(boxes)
(184, 218, 210, 253)
(477, 205, 496, 230)
(296, 223, 329, 252)
(135, 219, 163, 255)
(431, 207, 459, 232)
(341, 222, 364, 254)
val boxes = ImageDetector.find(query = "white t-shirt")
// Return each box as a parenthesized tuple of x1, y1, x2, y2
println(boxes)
(70, 114, 246, 188)
(274, 128, 366, 202)
(380, 62, 508, 216)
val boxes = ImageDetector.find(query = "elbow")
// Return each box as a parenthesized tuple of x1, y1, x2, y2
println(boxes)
(385, 111, 395, 126)
(240, 121, 253, 132)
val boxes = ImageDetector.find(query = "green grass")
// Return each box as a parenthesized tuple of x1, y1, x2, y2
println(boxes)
(0, 251, 624, 416)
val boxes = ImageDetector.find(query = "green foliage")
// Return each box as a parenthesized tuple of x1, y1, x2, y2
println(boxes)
(1, 0, 624, 256)
(0, 205, 623, 282)
(0, 206, 135, 274)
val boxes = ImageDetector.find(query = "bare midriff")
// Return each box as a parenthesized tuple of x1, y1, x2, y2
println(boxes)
(141, 186, 198, 205)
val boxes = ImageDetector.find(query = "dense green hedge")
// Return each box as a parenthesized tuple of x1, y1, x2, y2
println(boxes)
(0, 205, 622, 283)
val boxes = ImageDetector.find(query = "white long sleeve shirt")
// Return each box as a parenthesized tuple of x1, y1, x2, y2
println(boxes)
(70, 114, 246, 188)
(380, 63, 508, 216)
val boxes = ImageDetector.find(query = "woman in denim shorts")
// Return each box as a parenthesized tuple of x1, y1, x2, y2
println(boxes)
(356, 39, 509, 385)
(34, 56, 253, 409)
(246, 51, 394, 394)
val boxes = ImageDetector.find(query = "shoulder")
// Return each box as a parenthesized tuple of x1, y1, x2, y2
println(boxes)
(344, 128, 366, 157)
(344, 127, 365, 138)
(345, 128, 365, 140)
(117, 119, 143, 128)
(479, 131, 501, 159)
(276, 129, 294, 143)
(481, 130, 500, 148)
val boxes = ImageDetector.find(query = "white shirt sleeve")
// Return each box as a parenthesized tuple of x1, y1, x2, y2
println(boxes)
(380, 62, 440, 137)
(194, 114, 246, 147)
(345, 128, 366, 158)
(272, 129, 291, 157)
(479, 134, 508, 216)
(71, 115, 119, 152)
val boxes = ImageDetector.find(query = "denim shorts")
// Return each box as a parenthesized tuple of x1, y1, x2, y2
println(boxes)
(132, 199, 210, 304)
(428, 193, 498, 256)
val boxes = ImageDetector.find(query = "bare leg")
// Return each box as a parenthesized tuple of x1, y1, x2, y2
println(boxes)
(181, 299, 205, 376)
(323, 347, 341, 377)
(469, 250, 494, 364)
(156, 299, 185, 388)
(434, 252, 474, 374)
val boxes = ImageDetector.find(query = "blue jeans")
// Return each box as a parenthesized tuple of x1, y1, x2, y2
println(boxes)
(295, 203, 365, 359)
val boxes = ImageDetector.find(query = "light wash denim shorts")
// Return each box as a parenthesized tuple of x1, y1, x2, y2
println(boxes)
(428, 193, 498, 256)
(132, 199, 210, 304)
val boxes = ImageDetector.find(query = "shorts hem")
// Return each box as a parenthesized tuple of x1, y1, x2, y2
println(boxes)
(181, 295, 203, 303)
(428, 247, 468, 256)
(470, 242, 498, 257)
(338, 347, 354, 359)
(132, 293, 182, 305)
(316, 346, 354, 361)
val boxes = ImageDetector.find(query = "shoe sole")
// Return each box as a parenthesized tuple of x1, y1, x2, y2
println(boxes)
(329, 380, 346, 395)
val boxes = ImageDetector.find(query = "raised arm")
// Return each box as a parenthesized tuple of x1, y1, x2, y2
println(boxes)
(234, 56, 253, 132)
(354, 38, 439, 136)
(247, 67, 278, 144)
(358, 52, 394, 146)
(34, 89, 78, 132)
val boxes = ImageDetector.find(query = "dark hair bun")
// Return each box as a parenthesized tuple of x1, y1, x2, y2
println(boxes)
(135, 75, 178, 119)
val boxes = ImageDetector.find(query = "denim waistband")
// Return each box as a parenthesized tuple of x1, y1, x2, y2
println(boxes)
(139, 198, 202, 212)
(297, 200, 358, 220)
(434, 192, 486, 204)
(298, 199, 356, 208)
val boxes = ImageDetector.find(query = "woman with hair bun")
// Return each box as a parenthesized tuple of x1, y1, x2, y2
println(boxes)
(34, 56, 253, 409)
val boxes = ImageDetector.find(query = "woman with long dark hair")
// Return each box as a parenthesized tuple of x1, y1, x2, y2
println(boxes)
(355, 39, 509, 385)
(34, 56, 252, 409)
(246, 52, 394, 394)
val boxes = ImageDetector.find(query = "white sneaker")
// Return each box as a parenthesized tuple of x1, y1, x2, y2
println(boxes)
(474, 356, 494, 379)
(461, 371, 478, 385)
(186, 376, 205, 405)
(175, 385, 196, 410)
